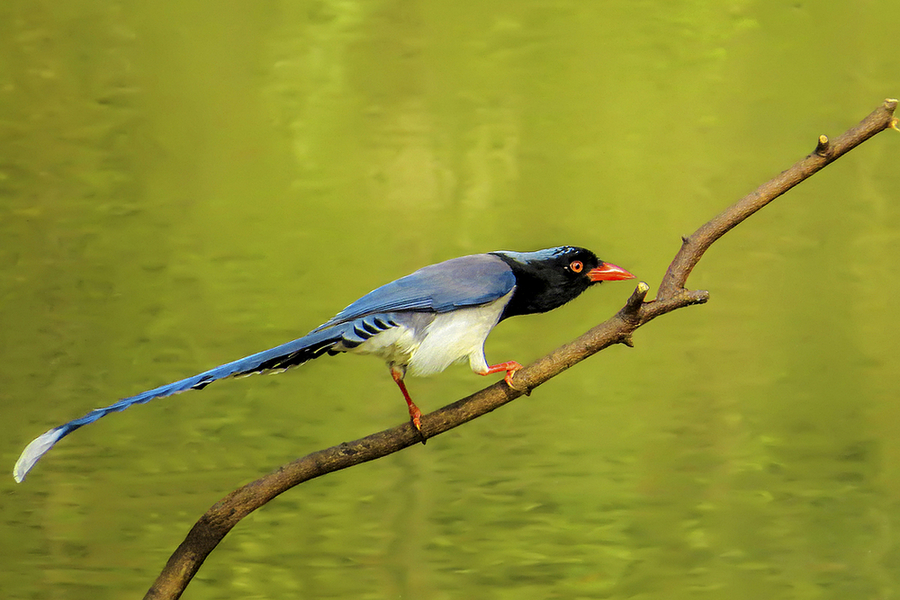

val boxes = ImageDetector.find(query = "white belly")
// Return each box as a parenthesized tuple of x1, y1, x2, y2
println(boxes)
(350, 291, 513, 378)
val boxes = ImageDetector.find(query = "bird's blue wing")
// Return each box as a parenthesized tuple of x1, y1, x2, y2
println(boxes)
(315, 254, 515, 331)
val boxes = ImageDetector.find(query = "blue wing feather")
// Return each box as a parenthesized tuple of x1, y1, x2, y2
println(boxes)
(316, 254, 515, 330)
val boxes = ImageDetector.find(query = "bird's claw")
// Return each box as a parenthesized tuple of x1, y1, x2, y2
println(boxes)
(410, 412, 426, 445)
(480, 361, 527, 393)
(504, 368, 531, 396)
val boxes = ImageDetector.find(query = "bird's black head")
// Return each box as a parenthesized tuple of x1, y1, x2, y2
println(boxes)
(491, 246, 634, 320)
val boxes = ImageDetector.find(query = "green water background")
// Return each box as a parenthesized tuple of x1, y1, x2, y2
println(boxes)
(2, 1, 900, 598)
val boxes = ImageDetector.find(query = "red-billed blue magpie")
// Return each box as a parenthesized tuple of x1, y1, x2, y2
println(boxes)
(14, 246, 633, 482)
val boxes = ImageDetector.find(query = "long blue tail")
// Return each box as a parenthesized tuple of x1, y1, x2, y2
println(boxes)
(13, 324, 361, 483)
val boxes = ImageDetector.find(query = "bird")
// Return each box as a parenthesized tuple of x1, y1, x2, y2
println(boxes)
(13, 245, 634, 482)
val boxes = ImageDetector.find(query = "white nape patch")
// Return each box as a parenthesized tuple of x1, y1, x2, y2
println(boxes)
(407, 290, 514, 377)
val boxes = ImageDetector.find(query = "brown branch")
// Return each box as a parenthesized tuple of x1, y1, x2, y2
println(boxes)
(144, 99, 898, 600)
(657, 99, 899, 299)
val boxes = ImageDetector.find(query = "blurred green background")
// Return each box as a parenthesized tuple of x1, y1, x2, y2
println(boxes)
(2, 1, 899, 598)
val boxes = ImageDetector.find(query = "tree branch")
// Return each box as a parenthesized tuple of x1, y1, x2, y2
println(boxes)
(657, 99, 898, 298)
(144, 99, 898, 600)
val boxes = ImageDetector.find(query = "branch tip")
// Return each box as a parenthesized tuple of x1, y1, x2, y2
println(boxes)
(621, 333, 635, 348)
(815, 135, 830, 157)
(624, 281, 650, 313)
(685, 289, 710, 305)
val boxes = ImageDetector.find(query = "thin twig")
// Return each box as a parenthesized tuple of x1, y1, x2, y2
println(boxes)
(144, 99, 897, 600)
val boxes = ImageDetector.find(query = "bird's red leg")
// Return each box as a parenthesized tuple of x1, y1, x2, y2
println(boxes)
(479, 361, 523, 387)
(391, 367, 424, 439)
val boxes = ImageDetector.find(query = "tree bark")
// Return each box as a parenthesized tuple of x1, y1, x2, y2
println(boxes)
(145, 99, 898, 600)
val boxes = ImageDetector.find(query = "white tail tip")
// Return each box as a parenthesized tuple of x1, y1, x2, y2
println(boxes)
(14, 428, 65, 483)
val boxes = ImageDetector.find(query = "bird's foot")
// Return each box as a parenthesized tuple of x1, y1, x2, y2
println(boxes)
(408, 408, 426, 445)
(481, 361, 529, 394)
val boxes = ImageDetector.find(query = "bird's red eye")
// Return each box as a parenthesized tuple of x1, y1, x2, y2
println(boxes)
(569, 260, 583, 273)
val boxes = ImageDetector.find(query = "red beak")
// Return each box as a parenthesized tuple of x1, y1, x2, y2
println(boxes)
(588, 262, 635, 282)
